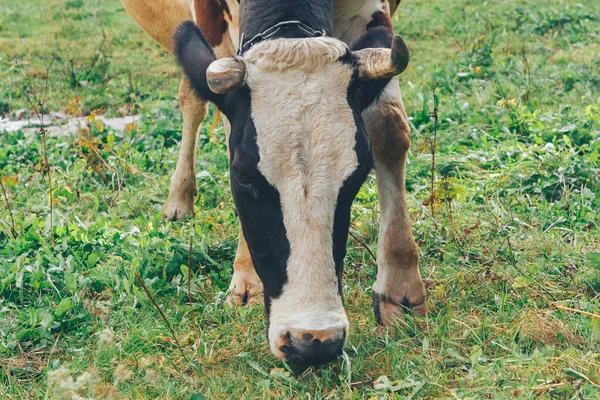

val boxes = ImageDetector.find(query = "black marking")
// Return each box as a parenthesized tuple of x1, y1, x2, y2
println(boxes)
(229, 100, 289, 317)
(241, 290, 250, 305)
(331, 105, 373, 297)
(239, 0, 334, 48)
(281, 331, 346, 365)
(366, 10, 393, 31)
(372, 291, 383, 324)
(173, 21, 220, 105)
(350, 27, 397, 109)
(400, 296, 412, 311)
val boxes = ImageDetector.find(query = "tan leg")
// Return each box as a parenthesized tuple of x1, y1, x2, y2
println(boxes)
(163, 76, 208, 220)
(363, 79, 427, 325)
(227, 226, 264, 305)
(118, 0, 201, 220)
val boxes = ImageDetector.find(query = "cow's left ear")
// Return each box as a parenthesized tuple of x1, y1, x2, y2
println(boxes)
(173, 21, 223, 106)
(352, 28, 409, 80)
(351, 27, 409, 109)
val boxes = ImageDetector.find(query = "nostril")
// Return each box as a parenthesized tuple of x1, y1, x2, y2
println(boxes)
(278, 344, 304, 364)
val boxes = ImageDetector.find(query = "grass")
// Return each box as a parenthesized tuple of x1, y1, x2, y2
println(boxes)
(1, 0, 599, 398)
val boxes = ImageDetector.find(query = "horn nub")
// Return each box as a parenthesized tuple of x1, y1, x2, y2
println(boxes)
(355, 34, 410, 80)
(206, 58, 247, 94)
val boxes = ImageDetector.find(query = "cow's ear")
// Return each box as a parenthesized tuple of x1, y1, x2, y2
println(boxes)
(173, 21, 223, 106)
(351, 27, 407, 109)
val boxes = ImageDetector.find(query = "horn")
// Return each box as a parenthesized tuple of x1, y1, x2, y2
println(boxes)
(206, 57, 247, 94)
(354, 34, 410, 80)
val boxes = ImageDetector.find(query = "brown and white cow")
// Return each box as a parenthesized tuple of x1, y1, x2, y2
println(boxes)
(120, 0, 426, 364)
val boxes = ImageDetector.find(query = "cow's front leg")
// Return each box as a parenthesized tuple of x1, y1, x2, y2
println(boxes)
(163, 75, 208, 220)
(227, 226, 263, 305)
(363, 79, 427, 325)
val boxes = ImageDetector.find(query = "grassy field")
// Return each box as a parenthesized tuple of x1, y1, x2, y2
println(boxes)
(1, 0, 600, 398)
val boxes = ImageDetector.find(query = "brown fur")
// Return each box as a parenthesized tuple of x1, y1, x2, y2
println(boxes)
(367, 99, 411, 160)
(120, 0, 191, 52)
(367, 10, 394, 31)
(228, 226, 263, 305)
(194, 0, 229, 47)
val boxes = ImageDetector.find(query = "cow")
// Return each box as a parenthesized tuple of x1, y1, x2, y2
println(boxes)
(120, 0, 427, 365)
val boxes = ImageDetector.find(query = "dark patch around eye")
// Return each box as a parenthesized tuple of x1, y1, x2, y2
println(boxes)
(229, 117, 289, 317)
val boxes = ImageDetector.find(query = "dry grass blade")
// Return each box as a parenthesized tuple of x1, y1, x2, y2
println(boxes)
(551, 304, 600, 320)
(429, 86, 439, 220)
(349, 230, 377, 263)
(134, 273, 189, 363)
(40, 127, 55, 246)
(0, 177, 18, 238)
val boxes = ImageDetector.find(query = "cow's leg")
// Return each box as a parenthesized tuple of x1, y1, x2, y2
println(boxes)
(363, 80, 427, 325)
(118, 0, 201, 220)
(163, 76, 208, 220)
(227, 226, 263, 305)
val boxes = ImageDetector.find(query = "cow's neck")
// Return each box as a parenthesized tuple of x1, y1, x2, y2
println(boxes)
(239, 0, 333, 44)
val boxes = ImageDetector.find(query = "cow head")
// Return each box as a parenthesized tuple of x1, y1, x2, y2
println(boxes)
(174, 21, 408, 364)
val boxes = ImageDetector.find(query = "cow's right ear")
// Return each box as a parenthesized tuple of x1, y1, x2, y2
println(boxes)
(173, 21, 222, 105)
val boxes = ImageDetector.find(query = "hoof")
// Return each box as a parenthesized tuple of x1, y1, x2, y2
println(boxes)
(162, 193, 195, 221)
(227, 289, 263, 306)
(372, 274, 427, 326)
(227, 271, 263, 306)
(372, 291, 427, 326)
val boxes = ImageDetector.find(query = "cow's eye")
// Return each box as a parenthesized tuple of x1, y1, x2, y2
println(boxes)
(236, 174, 253, 188)
(235, 174, 259, 200)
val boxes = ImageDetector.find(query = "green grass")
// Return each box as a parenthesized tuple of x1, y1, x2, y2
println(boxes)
(1, 0, 600, 398)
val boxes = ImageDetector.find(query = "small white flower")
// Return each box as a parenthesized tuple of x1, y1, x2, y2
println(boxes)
(114, 364, 133, 385)
(98, 328, 114, 350)
(74, 370, 96, 392)
(542, 142, 555, 152)
(47, 367, 74, 394)
(140, 356, 153, 368)
(144, 369, 158, 383)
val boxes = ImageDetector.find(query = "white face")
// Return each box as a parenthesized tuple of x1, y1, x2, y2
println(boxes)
(244, 37, 360, 360)
(174, 18, 406, 363)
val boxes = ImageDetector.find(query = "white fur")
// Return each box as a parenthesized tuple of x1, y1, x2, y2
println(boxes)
(244, 38, 357, 352)
(245, 37, 349, 72)
(333, 0, 388, 45)
(189, 0, 196, 22)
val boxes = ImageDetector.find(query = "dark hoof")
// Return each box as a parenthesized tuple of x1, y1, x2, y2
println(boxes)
(372, 292, 427, 325)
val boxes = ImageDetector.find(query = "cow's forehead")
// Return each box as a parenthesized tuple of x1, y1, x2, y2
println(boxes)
(243, 37, 357, 186)
(243, 36, 350, 72)
(248, 60, 356, 185)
